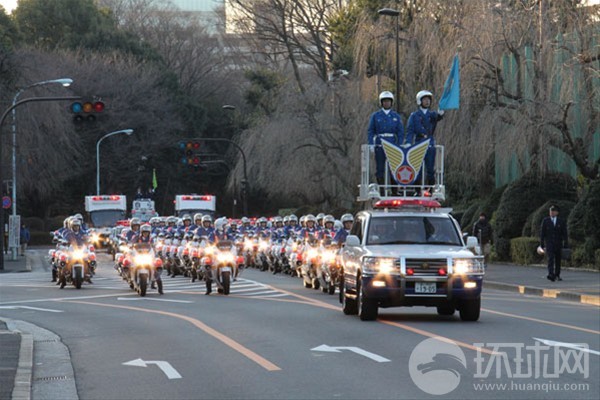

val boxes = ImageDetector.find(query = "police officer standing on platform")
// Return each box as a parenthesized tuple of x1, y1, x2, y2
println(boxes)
(540, 205, 568, 282)
(367, 91, 405, 186)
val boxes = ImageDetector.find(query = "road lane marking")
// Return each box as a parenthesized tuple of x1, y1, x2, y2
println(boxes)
(481, 308, 599, 335)
(116, 298, 193, 304)
(0, 305, 63, 313)
(533, 338, 600, 356)
(123, 358, 182, 379)
(65, 300, 281, 372)
(311, 344, 391, 362)
(0, 292, 135, 305)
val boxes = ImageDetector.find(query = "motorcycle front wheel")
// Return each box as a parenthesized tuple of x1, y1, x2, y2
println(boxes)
(222, 271, 231, 295)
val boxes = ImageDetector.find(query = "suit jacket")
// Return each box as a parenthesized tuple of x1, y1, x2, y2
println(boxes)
(540, 216, 568, 252)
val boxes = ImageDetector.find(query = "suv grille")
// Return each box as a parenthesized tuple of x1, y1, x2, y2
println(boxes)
(405, 258, 447, 275)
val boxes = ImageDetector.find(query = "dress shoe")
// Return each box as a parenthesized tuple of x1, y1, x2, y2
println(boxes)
(547, 275, 556, 282)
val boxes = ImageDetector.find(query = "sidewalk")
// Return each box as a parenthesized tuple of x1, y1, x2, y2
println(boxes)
(485, 262, 600, 306)
(0, 253, 31, 273)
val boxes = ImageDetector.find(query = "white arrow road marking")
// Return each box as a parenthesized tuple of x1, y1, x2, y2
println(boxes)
(0, 305, 63, 313)
(533, 338, 600, 356)
(116, 297, 193, 303)
(123, 358, 182, 379)
(311, 344, 391, 362)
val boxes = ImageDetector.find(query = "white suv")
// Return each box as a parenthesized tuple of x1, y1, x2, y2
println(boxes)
(340, 199, 485, 321)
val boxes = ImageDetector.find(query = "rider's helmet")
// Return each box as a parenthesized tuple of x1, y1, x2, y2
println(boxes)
(63, 217, 71, 229)
(230, 220, 238, 228)
(341, 213, 354, 223)
(193, 213, 203, 224)
(215, 218, 227, 232)
(416, 90, 433, 106)
(73, 213, 84, 223)
(140, 224, 152, 234)
(289, 214, 298, 224)
(334, 220, 343, 231)
(241, 217, 250, 225)
(258, 217, 267, 226)
(130, 218, 141, 229)
(70, 218, 82, 229)
(166, 216, 177, 226)
(379, 91, 394, 106)
(283, 216, 289, 224)
(182, 214, 192, 224)
(201, 215, 213, 226)
(273, 216, 283, 225)
(305, 214, 316, 225)
(323, 215, 335, 228)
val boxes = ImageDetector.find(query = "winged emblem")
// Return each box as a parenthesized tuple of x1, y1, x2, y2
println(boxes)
(381, 139, 431, 185)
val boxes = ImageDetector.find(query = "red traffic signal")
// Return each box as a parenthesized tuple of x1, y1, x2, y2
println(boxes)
(71, 100, 105, 123)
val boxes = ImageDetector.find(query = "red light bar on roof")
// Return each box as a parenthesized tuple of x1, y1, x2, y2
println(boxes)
(181, 195, 212, 201)
(374, 199, 441, 209)
(92, 195, 121, 201)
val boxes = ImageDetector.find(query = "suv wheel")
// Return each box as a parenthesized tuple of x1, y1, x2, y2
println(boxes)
(357, 279, 378, 321)
(459, 297, 480, 321)
(342, 283, 358, 315)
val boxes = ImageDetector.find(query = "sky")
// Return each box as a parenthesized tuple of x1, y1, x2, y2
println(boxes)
(0, 0, 16, 14)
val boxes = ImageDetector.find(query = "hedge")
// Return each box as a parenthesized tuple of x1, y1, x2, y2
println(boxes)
(22, 217, 45, 232)
(510, 237, 544, 265)
(494, 172, 577, 260)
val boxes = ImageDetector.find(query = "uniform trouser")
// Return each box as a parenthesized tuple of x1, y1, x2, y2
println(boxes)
(374, 146, 396, 184)
(414, 144, 436, 185)
(547, 249, 561, 277)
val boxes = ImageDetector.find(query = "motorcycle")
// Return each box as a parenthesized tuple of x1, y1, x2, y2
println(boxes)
(128, 243, 163, 296)
(316, 242, 340, 295)
(58, 245, 93, 289)
(201, 240, 241, 295)
(300, 236, 321, 289)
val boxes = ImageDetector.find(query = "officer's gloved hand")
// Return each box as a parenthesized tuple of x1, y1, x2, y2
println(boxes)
(369, 145, 375, 154)
(437, 108, 445, 116)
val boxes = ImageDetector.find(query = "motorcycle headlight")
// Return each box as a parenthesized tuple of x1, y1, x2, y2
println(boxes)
(453, 258, 485, 275)
(134, 254, 154, 265)
(362, 257, 399, 274)
(259, 241, 269, 251)
(307, 249, 319, 260)
(321, 251, 336, 264)
(72, 249, 85, 260)
(217, 252, 235, 263)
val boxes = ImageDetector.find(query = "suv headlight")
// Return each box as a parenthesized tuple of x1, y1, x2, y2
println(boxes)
(453, 258, 485, 275)
(362, 257, 399, 274)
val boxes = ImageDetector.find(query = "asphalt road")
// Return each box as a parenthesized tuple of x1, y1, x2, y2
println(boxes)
(0, 249, 598, 400)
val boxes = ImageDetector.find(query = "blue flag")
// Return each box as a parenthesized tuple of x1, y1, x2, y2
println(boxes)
(439, 54, 460, 110)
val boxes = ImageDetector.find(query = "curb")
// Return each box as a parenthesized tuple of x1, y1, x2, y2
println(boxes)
(12, 332, 32, 400)
(485, 280, 600, 306)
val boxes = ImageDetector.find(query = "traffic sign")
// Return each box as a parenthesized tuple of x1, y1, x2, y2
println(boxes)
(2, 196, 10, 209)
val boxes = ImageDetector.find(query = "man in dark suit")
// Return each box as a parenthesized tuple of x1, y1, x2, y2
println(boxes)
(540, 205, 569, 281)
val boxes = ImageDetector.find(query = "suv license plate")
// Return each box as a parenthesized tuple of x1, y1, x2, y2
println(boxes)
(415, 282, 437, 293)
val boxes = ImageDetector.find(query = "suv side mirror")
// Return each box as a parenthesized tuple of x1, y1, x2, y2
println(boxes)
(346, 235, 360, 247)
(466, 236, 478, 249)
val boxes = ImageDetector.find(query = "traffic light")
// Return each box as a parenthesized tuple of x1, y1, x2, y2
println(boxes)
(71, 100, 105, 123)
(179, 141, 201, 166)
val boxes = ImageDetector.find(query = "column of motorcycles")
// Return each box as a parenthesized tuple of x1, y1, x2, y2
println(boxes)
(110, 229, 344, 297)
(48, 222, 344, 298)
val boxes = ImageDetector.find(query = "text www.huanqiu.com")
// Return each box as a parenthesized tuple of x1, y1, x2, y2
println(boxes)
(473, 381, 590, 393)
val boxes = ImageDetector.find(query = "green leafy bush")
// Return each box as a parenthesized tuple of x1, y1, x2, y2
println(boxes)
(22, 217, 44, 231)
(494, 172, 577, 260)
(460, 202, 481, 231)
(510, 237, 543, 265)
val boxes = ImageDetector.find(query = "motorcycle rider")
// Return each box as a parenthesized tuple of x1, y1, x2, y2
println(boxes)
(319, 215, 336, 240)
(334, 214, 354, 245)
(239, 217, 254, 235)
(405, 90, 444, 186)
(285, 214, 300, 238)
(271, 216, 285, 243)
(227, 220, 240, 239)
(300, 214, 320, 239)
(132, 224, 153, 243)
(190, 213, 203, 231)
(195, 215, 216, 243)
(255, 217, 270, 239)
(180, 214, 193, 233)
(64, 218, 87, 247)
(316, 213, 326, 229)
(367, 90, 405, 186)
(126, 218, 142, 242)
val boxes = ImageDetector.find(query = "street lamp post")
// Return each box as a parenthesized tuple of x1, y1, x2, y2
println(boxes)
(221, 105, 249, 216)
(378, 8, 401, 113)
(9, 78, 72, 260)
(0, 95, 81, 269)
(96, 129, 134, 195)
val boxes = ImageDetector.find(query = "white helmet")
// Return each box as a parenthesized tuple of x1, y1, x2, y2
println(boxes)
(379, 91, 394, 105)
(193, 213, 203, 223)
(334, 220, 343, 231)
(416, 90, 433, 106)
(341, 213, 354, 223)
(140, 224, 152, 233)
(215, 218, 227, 232)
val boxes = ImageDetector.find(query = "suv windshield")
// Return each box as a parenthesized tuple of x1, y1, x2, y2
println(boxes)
(366, 216, 461, 246)
(90, 210, 125, 227)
